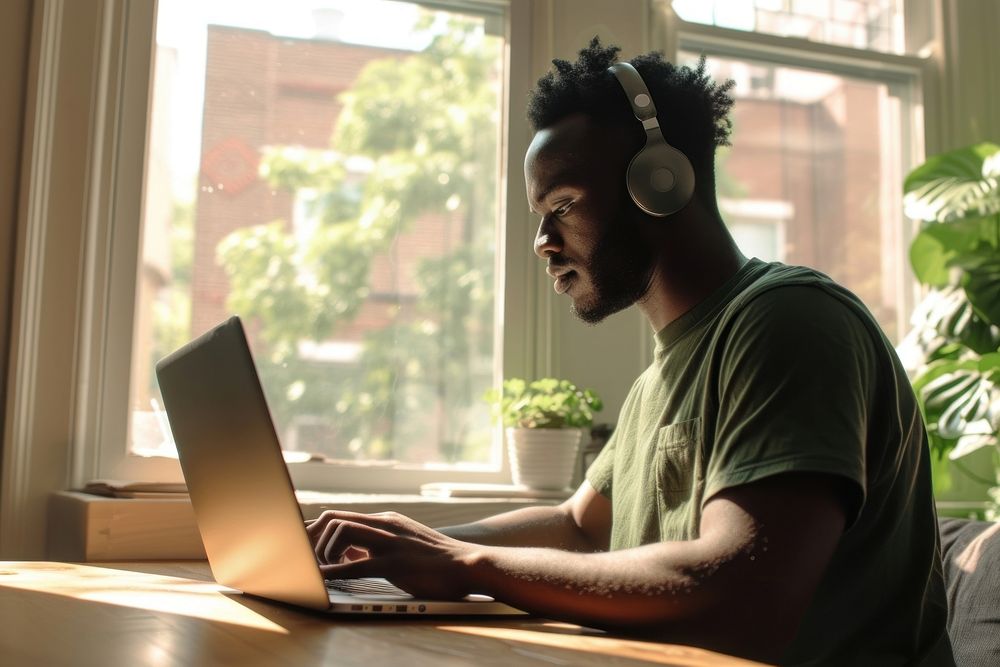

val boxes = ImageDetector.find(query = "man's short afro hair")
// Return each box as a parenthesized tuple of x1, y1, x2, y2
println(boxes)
(527, 38, 735, 182)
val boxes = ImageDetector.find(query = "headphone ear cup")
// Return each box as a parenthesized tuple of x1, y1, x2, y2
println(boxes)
(626, 142, 696, 217)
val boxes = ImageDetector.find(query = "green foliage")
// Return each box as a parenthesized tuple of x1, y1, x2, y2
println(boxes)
(902, 142, 1000, 461)
(215, 15, 501, 462)
(330, 246, 495, 461)
(486, 378, 604, 429)
(903, 143, 1000, 223)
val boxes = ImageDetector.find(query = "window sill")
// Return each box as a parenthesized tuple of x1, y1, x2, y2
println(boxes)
(936, 500, 995, 521)
(47, 490, 559, 561)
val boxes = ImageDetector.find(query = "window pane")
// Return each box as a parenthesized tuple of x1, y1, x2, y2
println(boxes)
(132, 0, 504, 468)
(681, 51, 913, 340)
(673, 0, 929, 55)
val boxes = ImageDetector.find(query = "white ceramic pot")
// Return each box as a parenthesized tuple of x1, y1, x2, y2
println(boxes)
(506, 427, 584, 490)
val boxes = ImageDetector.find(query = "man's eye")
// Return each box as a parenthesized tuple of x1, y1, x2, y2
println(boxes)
(554, 202, 573, 216)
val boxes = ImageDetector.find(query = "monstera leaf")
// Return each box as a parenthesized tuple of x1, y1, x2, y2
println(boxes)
(904, 142, 1000, 223)
(958, 246, 1000, 326)
(909, 216, 997, 287)
(910, 286, 1000, 358)
(914, 354, 1000, 458)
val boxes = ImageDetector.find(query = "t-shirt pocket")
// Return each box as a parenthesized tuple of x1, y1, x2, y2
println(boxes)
(654, 418, 702, 539)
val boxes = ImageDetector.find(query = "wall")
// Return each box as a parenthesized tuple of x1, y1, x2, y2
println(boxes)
(2, 0, 131, 558)
(0, 1, 32, 477)
(927, 0, 1000, 152)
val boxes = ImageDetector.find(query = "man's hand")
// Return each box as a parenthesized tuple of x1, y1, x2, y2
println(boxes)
(306, 510, 479, 600)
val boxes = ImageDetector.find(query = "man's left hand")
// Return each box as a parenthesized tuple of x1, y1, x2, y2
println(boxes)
(306, 510, 478, 600)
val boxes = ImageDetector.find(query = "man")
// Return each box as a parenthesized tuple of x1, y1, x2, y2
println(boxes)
(308, 40, 954, 665)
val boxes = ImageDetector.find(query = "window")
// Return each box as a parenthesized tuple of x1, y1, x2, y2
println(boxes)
(100, 0, 528, 492)
(665, 0, 928, 340)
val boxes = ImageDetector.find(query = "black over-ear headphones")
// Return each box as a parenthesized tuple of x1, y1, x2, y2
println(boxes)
(608, 62, 695, 217)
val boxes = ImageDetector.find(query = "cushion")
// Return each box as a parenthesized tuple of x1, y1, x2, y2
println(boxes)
(938, 517, 1000, 667)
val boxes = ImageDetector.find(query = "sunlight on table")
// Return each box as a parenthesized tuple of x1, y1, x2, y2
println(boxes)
(0, 562, 288, 634)
(435, 622, 764, 666)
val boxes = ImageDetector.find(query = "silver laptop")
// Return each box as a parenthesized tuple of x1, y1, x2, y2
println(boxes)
(155, 315, 523, 616)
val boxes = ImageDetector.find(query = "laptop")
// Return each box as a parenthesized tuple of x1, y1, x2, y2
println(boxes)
(155, 315, 524, 616)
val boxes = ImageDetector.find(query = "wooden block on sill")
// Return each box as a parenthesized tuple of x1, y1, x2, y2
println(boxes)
(47, 491, 205, 561)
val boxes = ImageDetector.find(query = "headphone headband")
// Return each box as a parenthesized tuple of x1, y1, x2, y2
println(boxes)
(606, 60, 695, 217)
(608, 62, 658, 123)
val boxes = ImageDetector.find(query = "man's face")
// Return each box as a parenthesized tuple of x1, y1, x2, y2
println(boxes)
(524, 113, 654, 324)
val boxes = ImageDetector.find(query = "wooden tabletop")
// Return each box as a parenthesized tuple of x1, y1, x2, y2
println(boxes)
(0, 561, 766, 667)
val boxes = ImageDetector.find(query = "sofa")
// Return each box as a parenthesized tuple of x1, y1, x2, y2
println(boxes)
(938, 517, 1000, 667)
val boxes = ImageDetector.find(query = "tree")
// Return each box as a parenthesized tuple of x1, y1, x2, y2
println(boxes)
(217, 16, 500, 463)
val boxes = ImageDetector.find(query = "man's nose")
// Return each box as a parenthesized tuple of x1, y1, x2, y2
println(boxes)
(533, 217, 562, 258)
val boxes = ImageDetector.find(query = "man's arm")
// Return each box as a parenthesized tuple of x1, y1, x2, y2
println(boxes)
(308, 472, 848, 664)
(436, 481, 611, 551)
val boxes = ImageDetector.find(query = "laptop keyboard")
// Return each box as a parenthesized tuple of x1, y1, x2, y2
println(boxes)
(325, 577, 410, 596)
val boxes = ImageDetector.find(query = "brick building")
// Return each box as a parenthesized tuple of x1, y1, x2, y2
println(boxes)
(723, 83, 896, 331)
(192, 25, 466, 344)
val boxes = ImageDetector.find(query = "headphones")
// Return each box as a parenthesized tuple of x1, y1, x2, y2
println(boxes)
(608, 62, 695, 217)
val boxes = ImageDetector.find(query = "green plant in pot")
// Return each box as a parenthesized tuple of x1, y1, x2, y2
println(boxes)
(899, 142, 1000, 517)
(486, 378, 603, 490)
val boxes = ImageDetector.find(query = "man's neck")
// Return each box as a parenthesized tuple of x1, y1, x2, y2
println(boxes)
(635, 205, 748, 332)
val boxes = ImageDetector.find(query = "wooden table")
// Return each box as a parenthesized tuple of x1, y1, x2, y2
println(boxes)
(0, 561, 765, 666)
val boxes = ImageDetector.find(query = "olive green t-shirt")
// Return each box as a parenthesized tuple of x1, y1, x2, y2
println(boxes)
(587, 259, 953, 666)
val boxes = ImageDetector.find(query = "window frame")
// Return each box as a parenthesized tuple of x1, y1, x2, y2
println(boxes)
(74, 0, 539, 493)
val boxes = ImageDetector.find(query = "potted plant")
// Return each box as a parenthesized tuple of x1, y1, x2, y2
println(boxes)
(486, 378, 603, 490)
(898, 141, 1000, 518)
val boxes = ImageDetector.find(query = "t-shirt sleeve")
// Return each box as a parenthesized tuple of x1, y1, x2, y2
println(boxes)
(585, 430, 616, 497)
(705, 285, 872, 523)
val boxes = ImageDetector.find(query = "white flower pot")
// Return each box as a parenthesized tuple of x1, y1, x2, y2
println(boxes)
(506, 427, 584, 490)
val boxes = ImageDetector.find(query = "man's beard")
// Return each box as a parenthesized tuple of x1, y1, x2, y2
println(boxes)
(571, 226, 654, 325)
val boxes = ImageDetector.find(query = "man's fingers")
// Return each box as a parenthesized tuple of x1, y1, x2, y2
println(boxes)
(305, 517, 326, 540)
(306, 510, 407, 539)
(306, 513, 356, 539)
(315, 519, 397, 565)
(319, 557, 396, 581)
